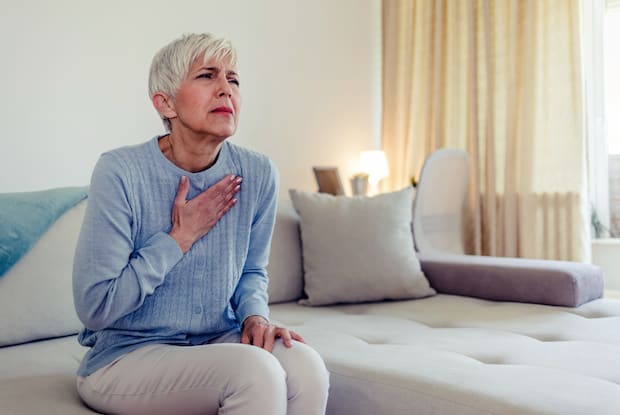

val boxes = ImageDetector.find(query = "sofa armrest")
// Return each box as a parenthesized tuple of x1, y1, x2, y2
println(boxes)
(417, 253, 604, 307)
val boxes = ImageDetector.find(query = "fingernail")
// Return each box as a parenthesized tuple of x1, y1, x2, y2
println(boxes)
(236, 177, 243, 183)
(235, 185, 241, 191)
(230, 174, 237, 181)
(232, 198, 237, 203)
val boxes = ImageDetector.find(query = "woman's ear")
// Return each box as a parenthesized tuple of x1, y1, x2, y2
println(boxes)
(152, 92, 177, 120)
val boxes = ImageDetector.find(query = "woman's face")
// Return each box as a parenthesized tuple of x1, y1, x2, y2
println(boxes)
(168, 55, 241, 140)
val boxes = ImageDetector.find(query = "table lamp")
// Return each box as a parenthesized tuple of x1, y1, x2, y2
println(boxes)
(359, 150, 388, 195)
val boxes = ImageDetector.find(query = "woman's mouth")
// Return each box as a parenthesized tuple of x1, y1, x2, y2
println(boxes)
(211, 107, 233, 115)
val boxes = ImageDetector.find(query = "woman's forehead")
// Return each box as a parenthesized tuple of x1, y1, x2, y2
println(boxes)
(193, 52, 236, 70)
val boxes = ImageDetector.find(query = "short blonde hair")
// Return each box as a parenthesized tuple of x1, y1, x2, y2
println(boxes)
(148, 33, 238, 131)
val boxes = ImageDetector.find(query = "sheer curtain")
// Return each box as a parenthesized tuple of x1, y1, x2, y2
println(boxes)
(382, 0, 589, 261)
(581, 0, 608, 240)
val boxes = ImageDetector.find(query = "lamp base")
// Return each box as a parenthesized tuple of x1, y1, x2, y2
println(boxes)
(350, 175, 369, 196)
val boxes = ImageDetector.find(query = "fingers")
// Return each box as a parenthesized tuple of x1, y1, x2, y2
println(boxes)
(262, 327, 298, 351)
(263, 326, 276, 352)
(217, 191, 238, 214)
(240, 330, 251, 345)
(252, 327, 265, 349)
(242, 325, 302, 352)
(277, 328, 293, 348)
(289, 330, 306, 344)
(174, 176, 190, 207)
(241, 316, 268, 349)
(213, 175, 241, 208)
(216, 174, 242, 198)
(196, 174, 242, 208)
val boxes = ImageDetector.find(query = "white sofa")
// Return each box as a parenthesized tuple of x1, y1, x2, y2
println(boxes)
(2, 199, 620, 415)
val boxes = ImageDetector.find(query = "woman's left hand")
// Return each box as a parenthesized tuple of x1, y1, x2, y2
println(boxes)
(241, 315, 305, 352)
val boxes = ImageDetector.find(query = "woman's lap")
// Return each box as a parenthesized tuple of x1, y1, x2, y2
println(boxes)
(77, 340, 328, 415)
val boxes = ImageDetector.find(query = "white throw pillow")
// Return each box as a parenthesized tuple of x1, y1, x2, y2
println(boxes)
(0, 201, 86, 346)
(289, 187, 435, 306)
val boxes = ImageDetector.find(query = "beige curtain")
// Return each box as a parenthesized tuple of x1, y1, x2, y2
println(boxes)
(382, 0, 589, 261)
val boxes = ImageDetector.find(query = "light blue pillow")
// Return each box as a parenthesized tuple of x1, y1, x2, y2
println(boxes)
(0, 187, 87, 278)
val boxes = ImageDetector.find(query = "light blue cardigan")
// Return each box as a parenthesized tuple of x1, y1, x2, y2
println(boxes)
(73, 136, 278, 376)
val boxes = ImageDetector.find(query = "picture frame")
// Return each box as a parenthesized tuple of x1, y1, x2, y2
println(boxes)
(313, 167, 345, 196)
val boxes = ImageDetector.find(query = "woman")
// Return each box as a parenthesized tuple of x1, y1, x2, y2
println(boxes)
(73, 33, 329, 415)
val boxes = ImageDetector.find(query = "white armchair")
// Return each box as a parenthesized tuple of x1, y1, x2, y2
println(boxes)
(412, 148, 470, 254)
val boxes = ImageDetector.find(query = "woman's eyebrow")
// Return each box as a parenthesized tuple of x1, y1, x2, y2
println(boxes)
(197, 67, 237, 76)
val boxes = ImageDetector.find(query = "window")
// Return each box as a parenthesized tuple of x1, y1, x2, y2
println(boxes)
(606, 4, 620, 235)
(585, 0, 620, 239)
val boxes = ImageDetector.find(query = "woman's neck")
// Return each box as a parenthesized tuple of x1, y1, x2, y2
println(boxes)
(159, 133, 224, 173)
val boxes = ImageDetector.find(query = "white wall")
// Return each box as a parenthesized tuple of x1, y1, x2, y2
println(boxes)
(0, 0, 382, 198)
(591, 239, 620, 291)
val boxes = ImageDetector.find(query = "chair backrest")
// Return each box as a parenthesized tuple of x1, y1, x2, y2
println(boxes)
(412, 148, 470, 254)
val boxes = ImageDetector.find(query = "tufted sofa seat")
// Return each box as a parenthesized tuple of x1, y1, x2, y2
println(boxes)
(270, 295, 620, 414)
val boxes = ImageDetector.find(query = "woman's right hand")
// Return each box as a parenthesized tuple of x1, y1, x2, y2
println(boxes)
(169, 175, 241, 253)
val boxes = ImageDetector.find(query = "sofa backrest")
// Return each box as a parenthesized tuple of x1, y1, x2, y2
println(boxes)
(0, 198, 305, 346)
(266, 199, 305, 303)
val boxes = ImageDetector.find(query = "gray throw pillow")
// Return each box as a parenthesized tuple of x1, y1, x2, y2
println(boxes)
(289, 187, 436, 306)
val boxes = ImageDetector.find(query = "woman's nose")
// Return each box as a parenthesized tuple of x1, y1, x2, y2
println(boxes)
(217, 77, 232, 97)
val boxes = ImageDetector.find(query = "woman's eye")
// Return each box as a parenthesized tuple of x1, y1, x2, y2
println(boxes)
(228, 79, 240, 86)
(196, 73, 213, 79)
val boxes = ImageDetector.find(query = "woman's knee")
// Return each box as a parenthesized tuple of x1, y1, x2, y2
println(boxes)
(219, 345, 288, 414)
(234, 345, 287, 392)
(273, 341, 330, 398)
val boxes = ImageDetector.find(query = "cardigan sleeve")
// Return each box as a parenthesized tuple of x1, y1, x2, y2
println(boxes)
(72, 153, 183, 331)
(231, 158, 279, 324)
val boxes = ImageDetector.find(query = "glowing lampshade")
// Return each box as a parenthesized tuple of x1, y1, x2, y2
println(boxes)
(360, 150, 389, 185)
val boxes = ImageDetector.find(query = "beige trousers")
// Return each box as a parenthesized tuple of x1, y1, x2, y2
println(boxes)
(76, 334, 329, 415)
